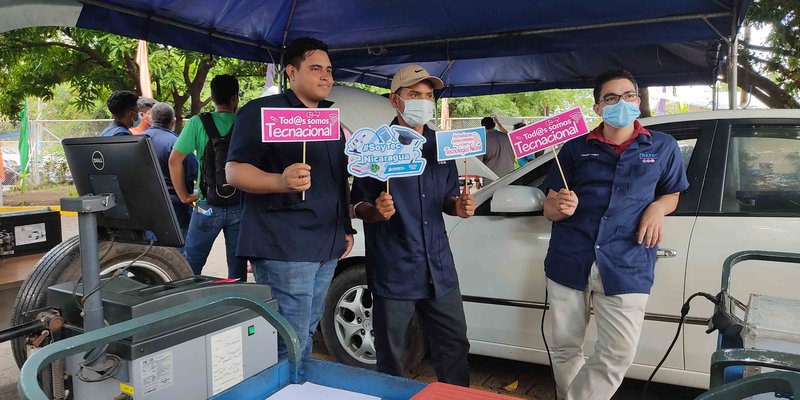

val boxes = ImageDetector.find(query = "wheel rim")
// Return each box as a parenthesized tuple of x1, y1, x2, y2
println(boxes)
(334, 284, 376, 365)
(100, 260, 173, 284)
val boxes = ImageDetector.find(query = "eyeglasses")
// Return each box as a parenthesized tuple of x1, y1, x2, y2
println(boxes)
(600, 92, 639, 105)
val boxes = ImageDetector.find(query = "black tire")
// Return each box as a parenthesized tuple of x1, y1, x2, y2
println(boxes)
(320, 263, 426, 372)
(10, 235, 193, 369)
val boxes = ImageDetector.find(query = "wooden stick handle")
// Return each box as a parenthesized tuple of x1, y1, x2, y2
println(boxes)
(551, 146, 570, 192)
(386, 178, 390, 194)
(464, 159, 469, 195)
(302, 141, 307, 201)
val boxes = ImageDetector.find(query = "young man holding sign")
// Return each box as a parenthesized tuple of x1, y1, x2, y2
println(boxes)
(225, 38, 355, 358)
(543, 70, 688, 399)
(351, 65, 475, 386)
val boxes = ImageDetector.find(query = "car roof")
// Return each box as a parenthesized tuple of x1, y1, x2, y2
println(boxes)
(640, 109, 800, 127)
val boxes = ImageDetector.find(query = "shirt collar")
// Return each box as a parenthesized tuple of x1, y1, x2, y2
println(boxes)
(586, 120, 651, 145)
(284, 89, 335, 109)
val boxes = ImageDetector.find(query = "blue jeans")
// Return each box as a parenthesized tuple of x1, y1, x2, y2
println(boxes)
(184, 200, 248, 280)
(251, 258, 338, 358)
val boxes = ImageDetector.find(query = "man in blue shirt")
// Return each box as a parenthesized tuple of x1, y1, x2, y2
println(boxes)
(141, 102, 198, 241)
(99, 91, 140, 137)
(351, 64, 476, 386)
(226, 38, 354, 358)
(543, 70, 689, 399)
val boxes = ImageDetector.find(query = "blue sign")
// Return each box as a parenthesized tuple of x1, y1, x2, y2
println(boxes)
(436, 127, 486, 161)
(345, 124, 427, 182)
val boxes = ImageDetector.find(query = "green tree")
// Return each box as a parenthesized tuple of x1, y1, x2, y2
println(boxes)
(0, 27, 267, 130)
(736, 0, 800, 108)
(447, 89, 594, 118)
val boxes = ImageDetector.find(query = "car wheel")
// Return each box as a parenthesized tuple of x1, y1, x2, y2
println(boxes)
(10, 235, 193, 369)
(320, 263, 426, 372)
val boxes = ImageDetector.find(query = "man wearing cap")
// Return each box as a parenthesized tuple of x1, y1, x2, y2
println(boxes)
(351, 64, 475, 386)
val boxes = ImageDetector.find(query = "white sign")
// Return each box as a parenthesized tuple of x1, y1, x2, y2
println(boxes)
(211, 326, 244, 395)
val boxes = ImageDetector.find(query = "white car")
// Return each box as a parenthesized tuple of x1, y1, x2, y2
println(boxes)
(321, 106, 800, 389)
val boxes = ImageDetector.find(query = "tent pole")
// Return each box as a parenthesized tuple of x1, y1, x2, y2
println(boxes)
(728, 1, 738, 110)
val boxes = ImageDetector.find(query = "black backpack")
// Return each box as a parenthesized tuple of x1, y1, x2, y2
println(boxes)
(198, 112, 240, 206)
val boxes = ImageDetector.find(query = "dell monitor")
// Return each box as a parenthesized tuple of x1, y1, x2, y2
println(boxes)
(62, 135, 184, 247)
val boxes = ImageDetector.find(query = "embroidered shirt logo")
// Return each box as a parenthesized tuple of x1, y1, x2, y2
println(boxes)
(580, 153, 600, 157)
(639, 152, 657, 164)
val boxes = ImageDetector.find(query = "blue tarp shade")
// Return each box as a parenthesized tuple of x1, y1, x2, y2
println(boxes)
(73, 0, 751, 96)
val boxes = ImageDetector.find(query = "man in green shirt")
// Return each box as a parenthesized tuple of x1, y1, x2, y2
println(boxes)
(168, 74, 247, 280)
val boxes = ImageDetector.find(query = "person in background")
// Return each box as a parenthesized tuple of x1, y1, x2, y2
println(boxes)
(99, 90, 139, 137)
(131, 97, 156, 135)
(513, 122, 536, 167)
(480, 114, 515, 179)
(143, 102, 198, 242)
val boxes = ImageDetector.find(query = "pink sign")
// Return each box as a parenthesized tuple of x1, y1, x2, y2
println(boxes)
(508, 107, 589, 159)
(261, 108, 340, 142)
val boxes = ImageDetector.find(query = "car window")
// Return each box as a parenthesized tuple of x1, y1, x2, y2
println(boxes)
(722, 124, 800, 213)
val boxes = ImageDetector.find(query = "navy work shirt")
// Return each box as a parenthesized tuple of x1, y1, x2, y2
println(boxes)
(141, 125, 198, 196)
(227, 90, 353, 262)
(351, 119, 461, 300)
(544, 121, 689, 295)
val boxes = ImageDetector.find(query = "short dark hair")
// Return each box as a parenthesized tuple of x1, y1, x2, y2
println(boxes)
(210, 75, 239, 105)
(106, 91, 139, 118)
(283, 37, 329, 70)
(137, 97, 156, 113)
(513, 122, 526, 130)
(481, 116, 495, 129)
(593, 69, 638, 104)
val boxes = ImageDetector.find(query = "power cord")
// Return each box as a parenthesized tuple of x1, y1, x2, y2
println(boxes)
(641, 291, 718, 400)
(74, 241, 154, 383)
(72, 238, 116, 312)
(80, 240, 154, 309)
(541, 288, 558, 400)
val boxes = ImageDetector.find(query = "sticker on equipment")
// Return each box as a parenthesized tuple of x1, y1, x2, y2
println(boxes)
(14, 223, 46, 246)
(141, 351, 174, 395)
(211, 326, 244, 395)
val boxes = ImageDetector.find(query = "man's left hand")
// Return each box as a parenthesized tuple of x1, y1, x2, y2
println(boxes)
(341, 233, 354, 259)
(637, 203, 666, 248)
(456, 193, 476, 218)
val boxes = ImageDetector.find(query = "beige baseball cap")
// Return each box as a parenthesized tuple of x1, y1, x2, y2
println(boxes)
(390, 64, 444, 93)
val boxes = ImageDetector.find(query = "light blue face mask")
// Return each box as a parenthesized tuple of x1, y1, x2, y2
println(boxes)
(602, 100, 640, 128)
(131, 111, 141, 129)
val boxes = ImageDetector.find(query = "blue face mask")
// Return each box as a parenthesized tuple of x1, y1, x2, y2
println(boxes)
(131, 111, 141, 129)
(602, 100, 640, 129)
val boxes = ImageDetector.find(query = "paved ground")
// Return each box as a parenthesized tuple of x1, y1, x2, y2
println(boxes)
(0, 215, 703, 399)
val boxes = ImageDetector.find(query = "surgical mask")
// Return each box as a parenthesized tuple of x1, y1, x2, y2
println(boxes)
(601, 100, 640, 129)
(398, 98, 434, 128)
(131, 112, 141, 129)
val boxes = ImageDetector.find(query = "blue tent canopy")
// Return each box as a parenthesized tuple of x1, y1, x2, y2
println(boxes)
(3, 0, 752, 96)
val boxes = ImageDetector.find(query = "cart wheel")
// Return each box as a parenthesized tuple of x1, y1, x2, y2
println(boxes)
(321, 263, 426, 372)
(10, 234, 193, 369)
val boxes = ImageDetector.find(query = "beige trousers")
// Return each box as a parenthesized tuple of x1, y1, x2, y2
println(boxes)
(547, 264, 649, 400)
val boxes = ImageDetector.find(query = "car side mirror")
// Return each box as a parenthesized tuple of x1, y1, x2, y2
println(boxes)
(490, 186, 545, 214)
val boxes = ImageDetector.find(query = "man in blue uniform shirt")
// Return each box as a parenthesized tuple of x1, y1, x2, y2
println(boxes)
(99, 90, 140, 137)
(225, 37, 354, 358)
(351, 64, 476, 386)
(141, 102, 198, 241)
(543, 70, 689, 400)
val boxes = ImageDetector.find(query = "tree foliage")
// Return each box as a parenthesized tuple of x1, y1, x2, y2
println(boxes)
(739, 0, 800, 108)
(0, 27, 267, 130)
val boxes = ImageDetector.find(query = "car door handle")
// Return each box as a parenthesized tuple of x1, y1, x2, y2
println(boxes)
(656, 248, 678, 258)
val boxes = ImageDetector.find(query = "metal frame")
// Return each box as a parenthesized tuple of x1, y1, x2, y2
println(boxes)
(18, 292, 302, 400)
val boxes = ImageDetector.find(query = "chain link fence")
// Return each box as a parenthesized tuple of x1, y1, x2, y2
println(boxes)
(1, 119, 111, 190)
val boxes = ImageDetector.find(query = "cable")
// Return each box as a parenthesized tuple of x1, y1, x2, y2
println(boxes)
(72, 238, 116, 312)
(642, 292, 718, 400)
(80, 240, 154, 308)
(541, 288, 558, 400)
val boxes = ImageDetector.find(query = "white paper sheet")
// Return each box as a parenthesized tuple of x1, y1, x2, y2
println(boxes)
(265, 382, 380, 400)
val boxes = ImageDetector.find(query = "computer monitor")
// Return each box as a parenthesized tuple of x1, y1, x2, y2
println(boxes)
(62, 135, 184, 247)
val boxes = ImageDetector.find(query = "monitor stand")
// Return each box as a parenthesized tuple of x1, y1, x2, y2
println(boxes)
(60, 194, 116, 373)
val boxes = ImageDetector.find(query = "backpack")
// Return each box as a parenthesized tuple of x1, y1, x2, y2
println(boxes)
(198, 112, 240, 206)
